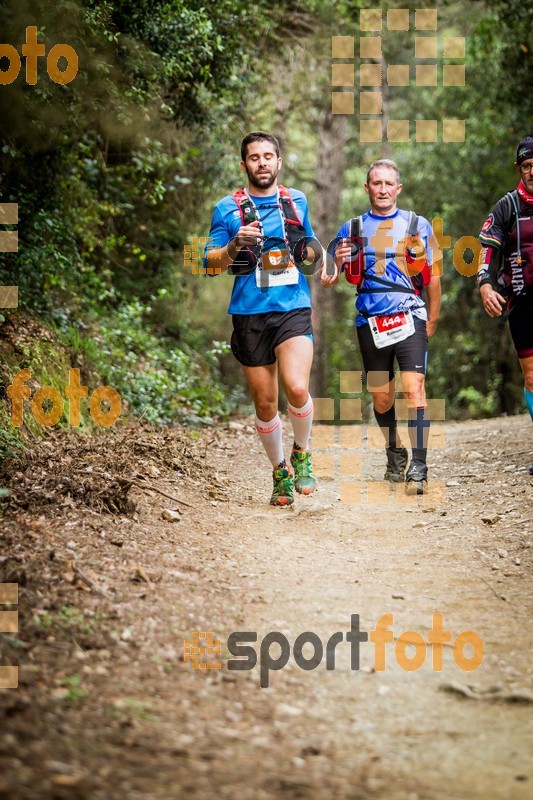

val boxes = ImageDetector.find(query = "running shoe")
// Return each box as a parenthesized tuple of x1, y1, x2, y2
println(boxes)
(290, 449, 318, 495)
(270, 466, 294, 506)
(384, 447, 408, 483)
(405, 461, 428, 495)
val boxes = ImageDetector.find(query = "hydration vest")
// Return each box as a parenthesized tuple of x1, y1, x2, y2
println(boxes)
(498, 190, 531, 293)
(345, 211, 431, 295)
(230, 185, 307, 275)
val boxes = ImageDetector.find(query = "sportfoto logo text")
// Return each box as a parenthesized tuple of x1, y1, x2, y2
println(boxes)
(185, 613, 484, 688)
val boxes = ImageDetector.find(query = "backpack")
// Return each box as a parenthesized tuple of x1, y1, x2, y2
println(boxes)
(229, 185, 307, 275)
(345, 211, 431, 295)
(495, 190, 523, 292)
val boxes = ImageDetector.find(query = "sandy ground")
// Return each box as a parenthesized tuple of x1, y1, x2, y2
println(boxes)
(0, 413, 532, 799)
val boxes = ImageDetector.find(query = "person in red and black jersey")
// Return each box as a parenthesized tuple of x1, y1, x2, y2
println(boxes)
(478, 134, 533, 475)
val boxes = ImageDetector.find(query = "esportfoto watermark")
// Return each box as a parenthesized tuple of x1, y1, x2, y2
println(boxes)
(186, 613, 484, 688)
(186, 218, 483, 279)
(331, 7, 466, 142)
(6, 368, 121, 428)
(0, 26, 78, 86)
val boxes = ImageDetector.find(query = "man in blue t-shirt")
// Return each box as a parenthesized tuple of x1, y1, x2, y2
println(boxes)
(334, 159, 441, 495)
(205, 131, 337, 506)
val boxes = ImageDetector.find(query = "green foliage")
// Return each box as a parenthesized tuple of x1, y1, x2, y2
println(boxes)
(33, 605, 97, 635)
(67, 298, 233, 424)
(301, 0, 528, 418)
(0, 0, 529, 424)
(57, 674, 89, 702)
(0, 0, 299, 428)
(0, 416, 23, 464)
(0, 336, 90, 473)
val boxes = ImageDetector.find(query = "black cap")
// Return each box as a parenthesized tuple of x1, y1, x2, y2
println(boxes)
(516, 134, 533, 165)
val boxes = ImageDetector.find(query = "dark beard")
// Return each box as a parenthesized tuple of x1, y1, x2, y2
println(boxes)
(246, 167, 277, 191)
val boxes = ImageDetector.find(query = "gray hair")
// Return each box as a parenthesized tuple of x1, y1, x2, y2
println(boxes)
(366, 159, 401, 183)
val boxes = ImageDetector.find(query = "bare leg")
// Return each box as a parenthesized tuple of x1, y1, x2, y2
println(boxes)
(241, 362, 278, 422)
(276, 336, 317, 495)
(276, 335, 313, 408)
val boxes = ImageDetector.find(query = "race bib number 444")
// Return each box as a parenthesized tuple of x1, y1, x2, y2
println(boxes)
(369, 311, 415, 348)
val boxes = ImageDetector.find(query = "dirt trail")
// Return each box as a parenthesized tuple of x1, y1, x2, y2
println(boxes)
(0, 415, 532, 799)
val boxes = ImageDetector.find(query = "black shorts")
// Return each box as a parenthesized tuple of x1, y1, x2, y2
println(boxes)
(231, 307, 313, 367)
(509, 292, 533, 359)
(357, 315, 428, 380)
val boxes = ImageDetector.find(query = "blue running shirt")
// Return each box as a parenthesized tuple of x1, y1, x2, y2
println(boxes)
(335, 209, 435, 326)
(206, 188, 315, 315)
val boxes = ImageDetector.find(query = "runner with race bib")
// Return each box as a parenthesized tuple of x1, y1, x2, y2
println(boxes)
(205, 132, 337, 506)
(334, 159, 441, 495)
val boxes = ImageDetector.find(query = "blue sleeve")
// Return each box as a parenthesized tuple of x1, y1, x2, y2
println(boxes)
(203, 200, 235, 272)
(329, 221, 350, 251)
(337, 222, 350, 240)
(206, 204, 231, 252)
(325, 222, 350, 268)
(301, 198, 314, 239)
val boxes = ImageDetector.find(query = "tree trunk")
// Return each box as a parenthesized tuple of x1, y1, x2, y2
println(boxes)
(380, 56, 392, 159)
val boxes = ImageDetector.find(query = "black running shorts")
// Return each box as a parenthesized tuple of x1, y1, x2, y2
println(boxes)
(231, 307, 313, 367)
(509, 291, 533, 359)
(357, 315, 428, 379)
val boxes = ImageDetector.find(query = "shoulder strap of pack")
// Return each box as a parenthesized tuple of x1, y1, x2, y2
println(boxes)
(503, 190, 519, 234)
(491, 190, 519, 248)
(232, 188, 257, 225)
(349, 216, 363, 240)
(505, 189, 523, 265)
(232, 188, 247, 213)
(232, 188, 246, 203)
(407, 211, 419, 237)
(278, 184, 302, 226)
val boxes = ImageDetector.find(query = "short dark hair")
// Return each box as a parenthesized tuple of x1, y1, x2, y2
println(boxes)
(241, 131, 280, 162)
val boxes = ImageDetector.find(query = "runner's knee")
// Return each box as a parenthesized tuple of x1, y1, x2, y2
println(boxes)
(522, 365, 533, 392)
(402, 374, 426, 407)
(285, 382, 309, 408)
(373, 393, 394, 414)
(404, 388, 426, 407)
(254, 397, 278, 421)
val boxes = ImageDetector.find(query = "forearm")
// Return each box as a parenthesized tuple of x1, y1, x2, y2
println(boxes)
(206, 239, 240, 274)
(477, 245, 500, 289)
(426, 276, 441, 323)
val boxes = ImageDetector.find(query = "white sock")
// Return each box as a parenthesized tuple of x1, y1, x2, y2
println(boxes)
(255, 414, 285, 468)
(288, 394, 313, 451)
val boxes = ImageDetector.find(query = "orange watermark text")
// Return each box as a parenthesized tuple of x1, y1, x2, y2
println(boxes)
(6, 368, 121, 427)
(0, 26, 78, 86)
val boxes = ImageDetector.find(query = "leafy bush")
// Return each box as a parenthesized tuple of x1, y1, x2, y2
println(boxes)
(76, 298, 234, 424)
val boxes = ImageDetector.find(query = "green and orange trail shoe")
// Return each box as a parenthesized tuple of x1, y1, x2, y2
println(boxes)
(290, 449, 318, 495)
(270, 466, 294, 506)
